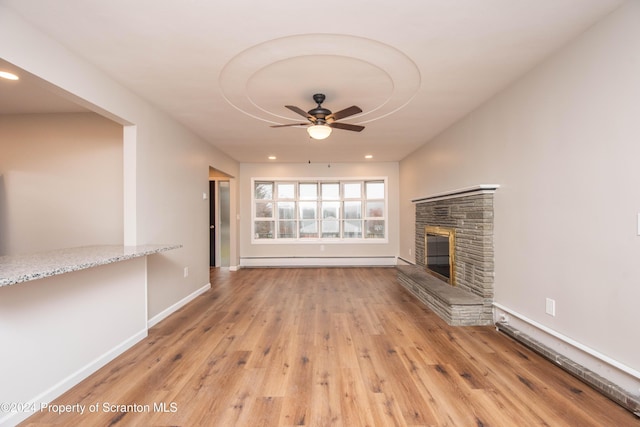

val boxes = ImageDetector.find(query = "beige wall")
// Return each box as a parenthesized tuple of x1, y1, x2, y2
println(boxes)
(400, 1, 639, 389)
(0, 113, 123, 255)
(240, 161, 399, 263)
(0, 5, 240, 320)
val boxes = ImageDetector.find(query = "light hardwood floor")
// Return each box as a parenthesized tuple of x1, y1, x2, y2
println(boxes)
(21, 267, 639, 426)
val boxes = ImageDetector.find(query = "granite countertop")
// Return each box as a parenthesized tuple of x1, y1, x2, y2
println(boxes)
(0, 244, 182, 287)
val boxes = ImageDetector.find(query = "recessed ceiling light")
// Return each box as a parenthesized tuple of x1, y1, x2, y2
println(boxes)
(268, 156, 277, 160)
(365, 155, 373, 159)
(0, 71, 19, 80)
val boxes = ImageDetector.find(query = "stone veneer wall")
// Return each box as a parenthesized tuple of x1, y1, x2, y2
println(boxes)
(415, 193, 495, 320)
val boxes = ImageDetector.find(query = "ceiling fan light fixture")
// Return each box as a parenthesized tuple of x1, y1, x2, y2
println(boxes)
(273, 94, 363, 138)
(307, 124, 332, 140)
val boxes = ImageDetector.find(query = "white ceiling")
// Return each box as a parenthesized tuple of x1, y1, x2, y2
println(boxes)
(1, 0, 623, 163)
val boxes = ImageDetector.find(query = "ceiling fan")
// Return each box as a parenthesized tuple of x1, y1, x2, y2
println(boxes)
(270, 93, 364, 140)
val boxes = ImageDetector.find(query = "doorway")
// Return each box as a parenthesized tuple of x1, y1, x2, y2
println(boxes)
(218, 181, 230, 267)
(209, 181, 216, 267)
(209, 168, 232, 268)
(209, 166, 235, 267)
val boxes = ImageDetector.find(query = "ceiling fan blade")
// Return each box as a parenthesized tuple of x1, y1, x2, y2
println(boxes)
(270, 123, 309, 128)
(285, 105, 316, 122)
(329, 122, 365, 132)
(326, 105, 362, 122)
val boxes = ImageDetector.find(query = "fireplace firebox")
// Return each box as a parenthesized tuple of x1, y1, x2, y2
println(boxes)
(424, 226, 455, 285)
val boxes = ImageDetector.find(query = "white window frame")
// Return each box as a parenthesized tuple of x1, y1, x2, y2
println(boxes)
(251, 177, 388, 244)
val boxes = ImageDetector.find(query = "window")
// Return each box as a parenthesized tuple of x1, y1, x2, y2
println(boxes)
(343, 181, 362, 238)
(253, 179, 386, 242)
(254, 182, 274, 239)
(365, 181, 385, 238)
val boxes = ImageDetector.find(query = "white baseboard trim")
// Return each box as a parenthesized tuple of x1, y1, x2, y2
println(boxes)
(493, 302, 640, 395)
(147, 282, 211, 329)
(240, 256, 397, 268)
(0, 329, 148, 427)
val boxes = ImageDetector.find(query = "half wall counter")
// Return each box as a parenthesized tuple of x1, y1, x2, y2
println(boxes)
(0, 244, 181, 287)
(0, 244, 181, 427)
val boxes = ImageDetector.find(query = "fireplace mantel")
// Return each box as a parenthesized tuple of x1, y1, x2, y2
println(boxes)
(411, 184, 499, 204)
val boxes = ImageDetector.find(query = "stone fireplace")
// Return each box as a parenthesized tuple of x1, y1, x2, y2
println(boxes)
(397, 185, 498, 326)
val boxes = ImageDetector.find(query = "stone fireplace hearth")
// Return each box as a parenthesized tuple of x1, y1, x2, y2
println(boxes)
(398, 185, 498, 326)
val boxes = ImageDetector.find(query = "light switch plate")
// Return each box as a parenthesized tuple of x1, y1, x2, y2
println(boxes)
(545, 298, 556, 316)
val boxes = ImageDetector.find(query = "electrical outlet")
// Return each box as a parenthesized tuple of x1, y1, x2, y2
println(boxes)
(184, 267, 189, 278)
(545, 298, 556, 316)
(409, 248, 412, 256)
